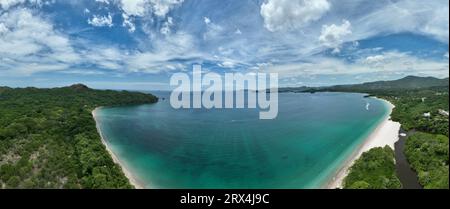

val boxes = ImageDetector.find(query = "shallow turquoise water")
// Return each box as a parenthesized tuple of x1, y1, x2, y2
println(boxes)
(95, 92, 389, 188)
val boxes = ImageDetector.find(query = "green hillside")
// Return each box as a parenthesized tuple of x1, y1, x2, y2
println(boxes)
(325, 76, 449, 91)
(0, 85, 157, 189)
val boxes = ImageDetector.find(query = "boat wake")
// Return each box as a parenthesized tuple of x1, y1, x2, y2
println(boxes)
(366, 102, 370, 111)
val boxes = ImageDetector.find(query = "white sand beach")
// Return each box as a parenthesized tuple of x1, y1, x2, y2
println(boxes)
(326, 99, 401, 189)
(92, 108, 145, 189)
(92, 99, 400, 190)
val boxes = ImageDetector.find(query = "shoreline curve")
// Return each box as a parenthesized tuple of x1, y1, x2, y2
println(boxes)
(92, 97, 400, 189)
(326, 98, 401, 189)
(92, 107, 145, 189)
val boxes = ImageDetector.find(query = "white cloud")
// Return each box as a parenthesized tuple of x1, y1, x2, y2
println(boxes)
(351, 0, 449, 43)
(160, 16, 173, 35)
(0, 9, 220, 77)
(0, 23, 8, 34)
(364, 55, 386, 67)
(0, 3, 246, 77)
(154, 31, 197, 56)
(62, 69, 106, 75)
(82, 81, 169, 90)
(319, 19, 351, 53)
(81, 31, 203, 74)
(204, 17, 211, 24)
(2, 0, 448, 83)
(218, 61, 237, 68)
(260, 0, 330, 32)
(0, 8, 77, 58)
(203, 17, 224, 40)
(14, 63, 70, 75)
(444, 52, 449, 59)
(88, 13, 113, 27)
(217, 47, 234, 56)
(260, 51, 449, 79)
(119, 0, 148, 16)
(150, 0, 184, 17)
(0, 0, 25, 9)
(82, 47, 124, 71)
(119, 0, 184, 17)
(0, 0, 48, 10)
(122, 13, 135, 32)
(95, 0, 110, 4)
(0, 9, 80, 75)
(118, 0, 184, 34)
(421, 6, 449, 43)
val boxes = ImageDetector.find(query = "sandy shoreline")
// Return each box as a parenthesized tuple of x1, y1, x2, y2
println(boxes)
(326, 98, 401, 189)
(92, 98, 400, 189)
(92, 108, 145, 189)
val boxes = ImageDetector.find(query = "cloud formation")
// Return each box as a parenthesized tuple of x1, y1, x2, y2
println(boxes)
(260, 0, 330, 32)
(319, 20, 352, 53)
(261, 51, 449, 80)
(0, 0, 49, 9)
(0, 0, 27, 9)
(119, 0, 148, 16)
(88, 13, 113, 27)
(0, 8, 79, 75)
(0, 0, 448, 88)
(119, 0, 184, 17)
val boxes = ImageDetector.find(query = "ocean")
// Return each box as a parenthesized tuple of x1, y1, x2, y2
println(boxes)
(94, 92, 390, 188)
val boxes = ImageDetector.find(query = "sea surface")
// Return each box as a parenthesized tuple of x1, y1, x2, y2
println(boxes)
(94, 92, 390, 188)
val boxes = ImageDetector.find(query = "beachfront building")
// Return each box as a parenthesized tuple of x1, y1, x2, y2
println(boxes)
(438, 109, 449, 117)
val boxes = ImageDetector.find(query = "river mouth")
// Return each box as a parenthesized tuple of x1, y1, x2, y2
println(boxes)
(395, 130, 423, 189)
(94, 92, 390, 189)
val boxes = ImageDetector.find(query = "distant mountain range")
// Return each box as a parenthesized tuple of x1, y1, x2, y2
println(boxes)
(279, 76, 449, 93)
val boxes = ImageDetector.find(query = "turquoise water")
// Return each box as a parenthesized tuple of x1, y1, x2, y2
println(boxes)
(95, 92, 390, 188)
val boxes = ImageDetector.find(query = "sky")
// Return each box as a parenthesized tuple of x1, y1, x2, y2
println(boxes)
(0, 0, 449, 90)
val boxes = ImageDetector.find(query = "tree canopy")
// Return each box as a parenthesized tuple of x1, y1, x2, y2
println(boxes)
(344, 146, 402, 189)
(0, 85, 157, 188)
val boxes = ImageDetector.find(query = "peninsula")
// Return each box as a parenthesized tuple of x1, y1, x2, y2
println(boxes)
(0, 84, 157, 188)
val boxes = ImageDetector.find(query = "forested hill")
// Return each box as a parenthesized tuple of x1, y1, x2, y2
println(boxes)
(321, 76, 448, 92)
(0, 84, 158, 189)
(278, 76, 449, 93)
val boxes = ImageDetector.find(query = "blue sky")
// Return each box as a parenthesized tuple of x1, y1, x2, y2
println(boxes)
(0, 0, 448, 90)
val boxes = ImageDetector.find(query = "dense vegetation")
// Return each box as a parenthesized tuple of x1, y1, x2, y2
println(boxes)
(404, 132, 449, 189)
(299, 76, 449, 136)
(1, 76, 447, 189)
(332, 77, 449, 189)
(282, 76, 449, 189)
(376, 86, 449, 136)
(0, 84, 158, 189)
(344, 146, 401, 189)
